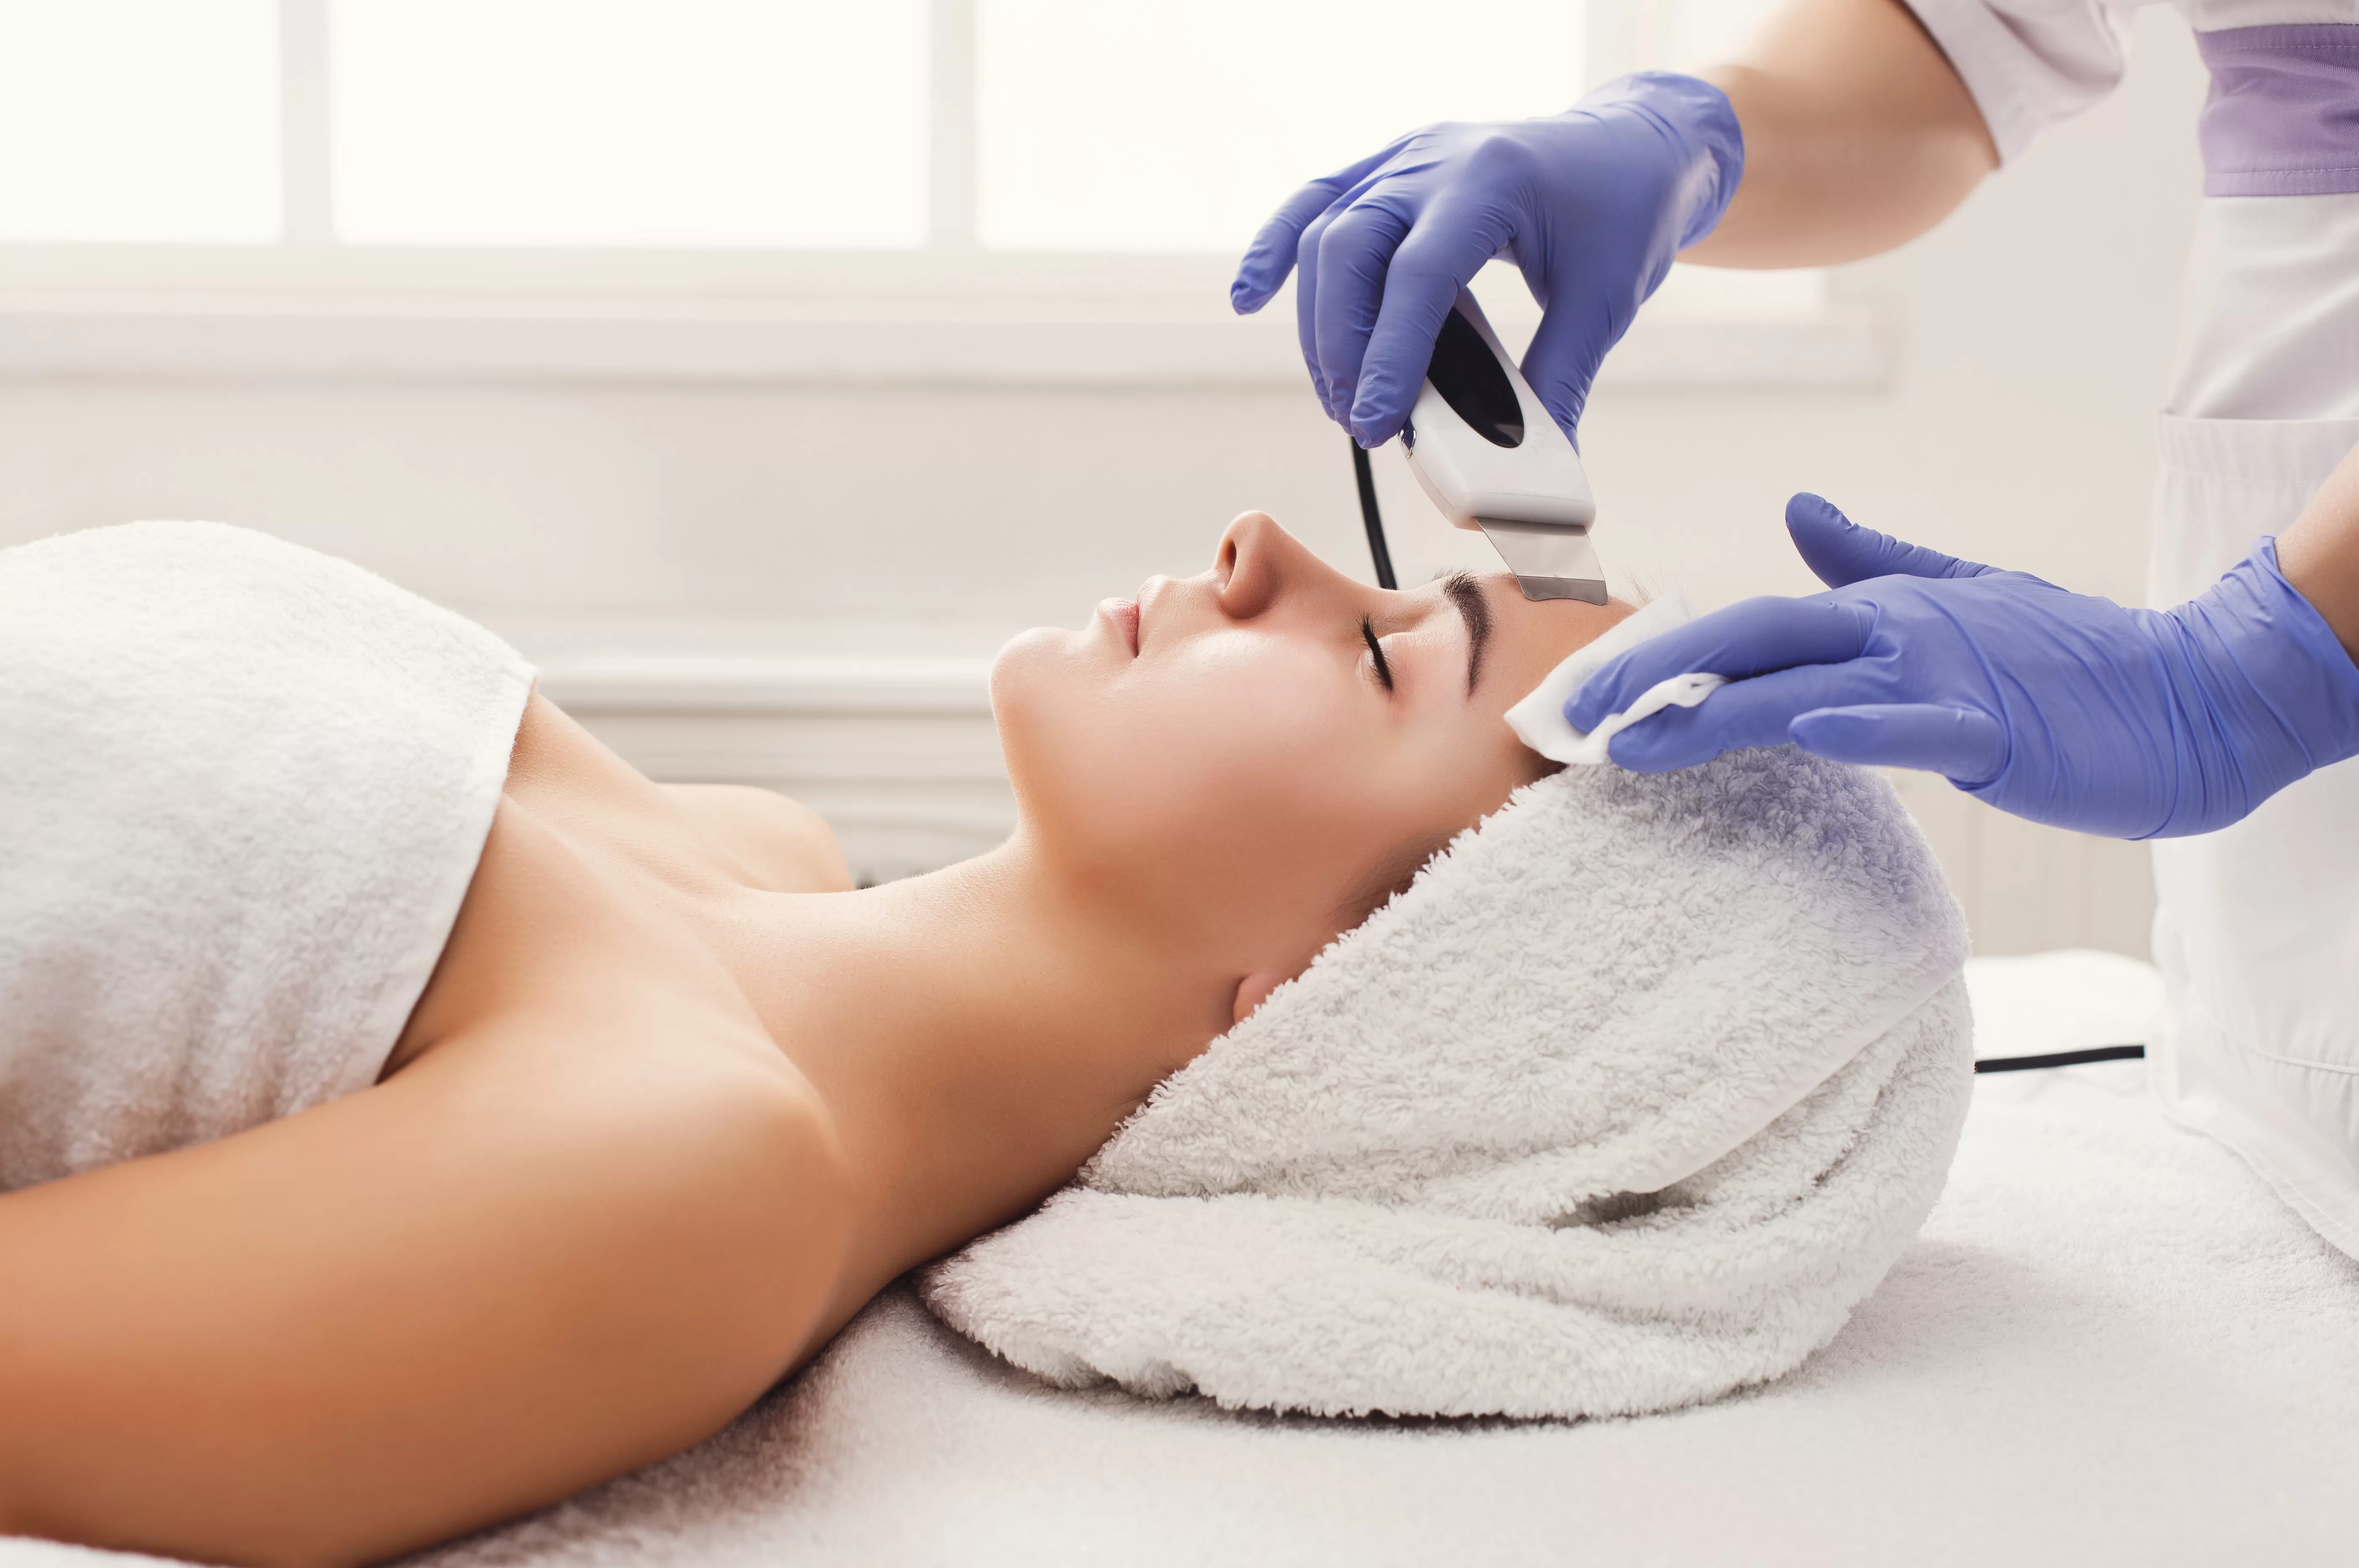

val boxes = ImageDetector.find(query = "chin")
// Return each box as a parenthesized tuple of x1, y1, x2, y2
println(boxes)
(992, 623, 1188, 884)
(990, 625, 1100, 825)
(988, 625, 1085, 731)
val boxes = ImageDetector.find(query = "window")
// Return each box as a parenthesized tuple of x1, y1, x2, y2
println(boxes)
(0, 0, 280, 241)
(1, 0, 1785, 257)
(0, 0, 1854, 386)
(332, 1, 929, 247)
(972, 0, 1582, 252)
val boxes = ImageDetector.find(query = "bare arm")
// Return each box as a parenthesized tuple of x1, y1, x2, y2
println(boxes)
(0, 1023, 851, 1566)
(1685, 1, 2359, 657)
(2278, 445, 2359, 662)
(1684, 0, 2000, 268)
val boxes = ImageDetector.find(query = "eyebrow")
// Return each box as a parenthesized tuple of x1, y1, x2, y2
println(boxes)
(1440, 571, 1493, 696)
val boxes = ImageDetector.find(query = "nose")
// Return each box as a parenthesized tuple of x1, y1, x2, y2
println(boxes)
(1215, 510, 1339, 621)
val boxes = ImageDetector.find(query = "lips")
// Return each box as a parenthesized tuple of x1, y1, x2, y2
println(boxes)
(1099, 597, 1140, 657)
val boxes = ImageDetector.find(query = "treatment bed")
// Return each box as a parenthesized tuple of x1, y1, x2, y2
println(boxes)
(8, 949, 2354, 1568)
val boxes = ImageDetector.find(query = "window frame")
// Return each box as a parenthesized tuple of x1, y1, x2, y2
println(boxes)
(0, 0, 1881, 391)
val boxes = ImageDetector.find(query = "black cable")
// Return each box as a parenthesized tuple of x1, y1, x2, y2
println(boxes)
(1973, 1044, 2145, 1075)
(1351, 440, 1397, 590)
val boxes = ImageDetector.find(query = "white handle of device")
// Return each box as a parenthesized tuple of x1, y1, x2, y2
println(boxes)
(1401, 289, 1605, 603)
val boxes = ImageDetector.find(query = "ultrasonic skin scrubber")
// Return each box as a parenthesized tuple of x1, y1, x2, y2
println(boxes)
(1400, 288, 1605, 604)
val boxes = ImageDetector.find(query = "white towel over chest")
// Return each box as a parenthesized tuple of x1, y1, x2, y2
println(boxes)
(0, 522, 533, 1191)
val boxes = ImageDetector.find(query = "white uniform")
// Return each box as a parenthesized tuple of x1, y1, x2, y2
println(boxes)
(1909, 0, 2359, 1257)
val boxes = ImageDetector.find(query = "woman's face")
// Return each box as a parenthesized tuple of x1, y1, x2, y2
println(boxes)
(994, 511, 1629, 1008)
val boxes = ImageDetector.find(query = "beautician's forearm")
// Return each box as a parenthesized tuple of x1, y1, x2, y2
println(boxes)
(2277, 442, 2359, 663)
(1682, 0, 1999, 269)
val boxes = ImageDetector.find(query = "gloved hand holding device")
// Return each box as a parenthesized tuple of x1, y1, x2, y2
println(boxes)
(1229, 72, 1744, 449)
(1568, 494, 2359, 839)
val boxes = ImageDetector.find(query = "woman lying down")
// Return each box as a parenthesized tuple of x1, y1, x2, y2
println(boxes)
(0, 513, 1973, 1565)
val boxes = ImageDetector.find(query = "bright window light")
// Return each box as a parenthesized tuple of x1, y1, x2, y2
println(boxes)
(1645, 0, 1790, 73)
(0, 0, 279, 242)
(330, 0, 929, 247)
(974, 0, 1583, 252)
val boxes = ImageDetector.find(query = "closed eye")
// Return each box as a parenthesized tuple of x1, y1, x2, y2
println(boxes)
(1360, 615, 1393, 692)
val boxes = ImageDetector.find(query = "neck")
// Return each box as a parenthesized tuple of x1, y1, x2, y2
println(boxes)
(736, 838, 1232, 1333)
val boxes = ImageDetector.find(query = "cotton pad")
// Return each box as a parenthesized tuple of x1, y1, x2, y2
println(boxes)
(1504, 593, 1727, 766)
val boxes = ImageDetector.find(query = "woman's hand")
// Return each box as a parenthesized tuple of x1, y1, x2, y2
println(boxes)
(1229, 73, 1743, 449)
(1569, 495, 2359, 840)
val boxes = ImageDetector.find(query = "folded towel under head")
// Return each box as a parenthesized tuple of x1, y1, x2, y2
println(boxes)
(923, 742, 1973, 1419)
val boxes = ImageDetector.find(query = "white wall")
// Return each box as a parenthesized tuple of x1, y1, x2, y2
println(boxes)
(0, 9, 2206, 946)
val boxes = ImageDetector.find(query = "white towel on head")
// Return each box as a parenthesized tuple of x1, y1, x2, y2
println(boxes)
(923, 746, 1972, 1419)
(1505, 593, 1726, 766)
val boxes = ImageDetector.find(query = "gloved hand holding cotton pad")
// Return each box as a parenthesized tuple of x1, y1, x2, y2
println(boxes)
(1504, 594, 1727, 766)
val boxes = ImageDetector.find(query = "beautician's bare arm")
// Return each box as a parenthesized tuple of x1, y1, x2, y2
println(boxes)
(1683, 0, 2000, 268)
(0, 1028, 851, 1566)
(2278, 443, 2359, 662)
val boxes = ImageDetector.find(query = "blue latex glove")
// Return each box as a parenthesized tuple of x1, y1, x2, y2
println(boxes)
(1568, 494, 2359, 839)
(1229, 73, 1743, 449)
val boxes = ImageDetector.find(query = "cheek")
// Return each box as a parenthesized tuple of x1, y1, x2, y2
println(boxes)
(1128, 632, 1375, 835)
(997, 627, 1388, 883)
(992, 628, 1531, 960)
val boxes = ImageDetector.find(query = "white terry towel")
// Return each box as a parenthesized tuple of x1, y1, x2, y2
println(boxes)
(923, 746, 1973, 1419)
(0, 522, 534, 1191)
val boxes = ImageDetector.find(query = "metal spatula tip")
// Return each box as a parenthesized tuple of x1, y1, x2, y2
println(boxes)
(1477, 519, 1607, 606)
(1514, 575, 1609, 605)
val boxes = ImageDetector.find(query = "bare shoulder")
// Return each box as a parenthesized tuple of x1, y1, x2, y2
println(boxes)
(0, 1027, 852, 1565)
(663, 784, 856, 893)
(498, 694, 851, 895)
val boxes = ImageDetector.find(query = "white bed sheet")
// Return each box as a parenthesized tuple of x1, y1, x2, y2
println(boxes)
(10, 950, 2356, 1568)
